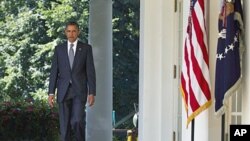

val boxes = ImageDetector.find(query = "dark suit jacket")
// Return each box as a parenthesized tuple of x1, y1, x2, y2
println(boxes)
(48, 41, 96, 102)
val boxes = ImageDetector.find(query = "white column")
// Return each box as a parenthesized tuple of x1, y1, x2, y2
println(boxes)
(242, 0, 250, 123)
(87, 0, 112, 141)
(181, 1, 191, 141)
(139, 0, 176, 141)
(207, 1, 221, 141)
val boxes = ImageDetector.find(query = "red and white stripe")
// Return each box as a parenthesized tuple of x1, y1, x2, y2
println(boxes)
(181, 0, 211, 126)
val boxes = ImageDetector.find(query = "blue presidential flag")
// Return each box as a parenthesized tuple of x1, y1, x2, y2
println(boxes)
(215, 0, 244, 116)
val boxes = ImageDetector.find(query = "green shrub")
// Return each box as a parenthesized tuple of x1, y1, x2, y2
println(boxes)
(0, 100, 59, 141)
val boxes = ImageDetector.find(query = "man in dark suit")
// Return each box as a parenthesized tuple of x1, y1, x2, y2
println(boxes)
(48, 21, 96, 141)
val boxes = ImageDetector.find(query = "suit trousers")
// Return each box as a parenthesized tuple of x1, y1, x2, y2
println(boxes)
(58, 85, 86, 141)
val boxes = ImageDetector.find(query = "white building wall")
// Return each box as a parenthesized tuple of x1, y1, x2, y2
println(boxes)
(181, 1, 191, 141)
(139, 0, 176, 141)
(182, 0, 250, 141)
(139, 0, 250, 141)
(207, 0, 250, 140)
(207, 1, 221, 141)
(242, 0, 250, 123)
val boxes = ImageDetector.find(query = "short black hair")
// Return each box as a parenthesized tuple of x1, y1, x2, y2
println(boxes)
(65, 21, 79, 30)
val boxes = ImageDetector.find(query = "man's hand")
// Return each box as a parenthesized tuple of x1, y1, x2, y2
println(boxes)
(88, 95, 95, 107)
(48, 95, 55, 108)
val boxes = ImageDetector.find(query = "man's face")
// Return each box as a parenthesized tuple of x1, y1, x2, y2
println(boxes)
(65, 25, 80, 43)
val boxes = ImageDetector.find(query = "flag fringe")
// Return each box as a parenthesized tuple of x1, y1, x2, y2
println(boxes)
(181, 85, 212, 128)
(215, 76, 242, 117)
(186, 100, 212, 128)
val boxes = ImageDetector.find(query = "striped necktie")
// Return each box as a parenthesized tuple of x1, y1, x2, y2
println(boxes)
(69, 44, 74, 69)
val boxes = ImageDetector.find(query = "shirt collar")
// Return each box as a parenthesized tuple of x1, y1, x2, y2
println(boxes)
(67, 39, 78, 54)
(67, 39, 78, 47)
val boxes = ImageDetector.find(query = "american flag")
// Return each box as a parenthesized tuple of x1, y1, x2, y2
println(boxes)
(215, 0, 244, 116)
(181, 0, 211, 126)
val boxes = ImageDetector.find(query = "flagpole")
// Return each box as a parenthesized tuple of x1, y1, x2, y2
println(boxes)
(191, 119, 195, 141)
(221, 114, 225, 141)
(189, 1, 195, 140)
